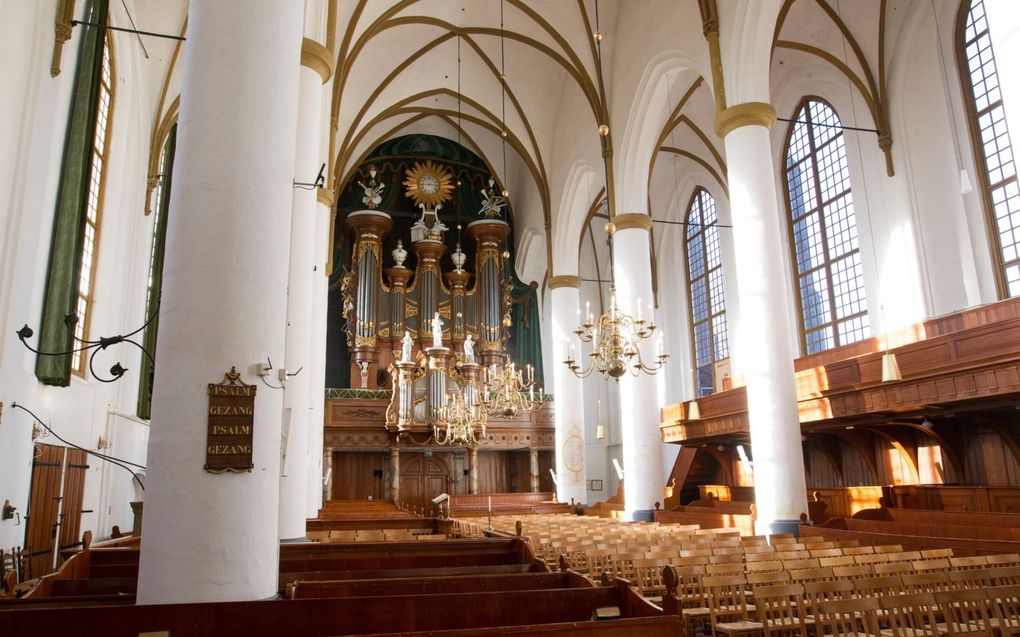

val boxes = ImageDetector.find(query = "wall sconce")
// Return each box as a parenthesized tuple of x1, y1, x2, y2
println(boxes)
(97, 435, 112, 450)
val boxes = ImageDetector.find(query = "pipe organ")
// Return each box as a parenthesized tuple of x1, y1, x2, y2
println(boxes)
(341, 161, 511, 390)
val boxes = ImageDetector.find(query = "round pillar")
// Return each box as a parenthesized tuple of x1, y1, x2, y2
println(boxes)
(279, 49, 323, 541)
(549, 275, 587, 505)
(717, 103, 808, 534)
(306, 189, 332, 516)
(608, 216, 663, 520)
(137, 0, 303, 604)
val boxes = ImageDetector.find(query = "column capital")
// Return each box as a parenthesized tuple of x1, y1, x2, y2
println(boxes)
(548, 275, 582, 289)
(714, 102, 777, 137)
(301, 37, 334, 84)
(612, 213, 653, 232)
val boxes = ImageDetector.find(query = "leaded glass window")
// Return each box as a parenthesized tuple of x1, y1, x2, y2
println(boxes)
(784, 99, 869, 354)
(684, 188, 728, 396)
(72, 34, 114, 375)
(960, 0, 1020, 297)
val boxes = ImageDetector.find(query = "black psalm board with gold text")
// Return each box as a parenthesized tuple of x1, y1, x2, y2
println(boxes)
(205, 367, 256, 473)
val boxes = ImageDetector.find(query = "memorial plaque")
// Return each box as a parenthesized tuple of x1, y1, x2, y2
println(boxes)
(205, 367, 256, 473)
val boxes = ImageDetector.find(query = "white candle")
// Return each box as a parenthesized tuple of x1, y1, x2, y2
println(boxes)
(488, 496, 492, 512)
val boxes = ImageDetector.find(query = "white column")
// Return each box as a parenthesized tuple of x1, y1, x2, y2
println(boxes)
(279, 50, 324, 540)
(137, 0, 302, 604)
(549, 276, 587, 505)
(719, 105, 808, 534)
(306, 192, 330, 516)
(609, 218, 663, 520)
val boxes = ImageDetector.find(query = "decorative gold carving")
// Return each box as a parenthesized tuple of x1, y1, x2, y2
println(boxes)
(301, 37, 334, 84)
(355, 334, 377, 347)
(403, 161, 455, 208)
(611, 213, 653, 232)
(714, 102, 777, 137)
(548, 275, 582, 290)
(404, 304, 418, 318)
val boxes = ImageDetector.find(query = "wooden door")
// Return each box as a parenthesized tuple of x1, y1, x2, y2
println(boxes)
(24, 444, 88, 577)
(399, 454, 450, 512)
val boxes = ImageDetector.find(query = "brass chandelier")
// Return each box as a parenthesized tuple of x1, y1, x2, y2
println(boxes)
(563, 232, 669, 381)
(482, 357, 541, 417)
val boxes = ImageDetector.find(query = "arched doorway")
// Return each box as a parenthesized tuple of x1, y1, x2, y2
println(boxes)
(399, 453, 450, 512)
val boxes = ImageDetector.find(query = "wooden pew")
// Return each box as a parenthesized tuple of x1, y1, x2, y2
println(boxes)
(288, 570, 593, 599)
(0, 579, 678, 637)
(449, 493, 572, 518)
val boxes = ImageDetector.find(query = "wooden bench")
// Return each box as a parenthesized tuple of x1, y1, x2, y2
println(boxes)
(449, 493, 572, 517)
(288, 570, 594, 599)
(0, 579, 677, 637)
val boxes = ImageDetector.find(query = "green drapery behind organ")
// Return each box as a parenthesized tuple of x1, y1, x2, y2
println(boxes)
(137, 125, 177, 419)
(35, 0, 110, 385)
(325, 134, 543, 388)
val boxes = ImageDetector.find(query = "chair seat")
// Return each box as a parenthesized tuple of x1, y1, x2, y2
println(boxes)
(716, 619, 765, 635)
(936, 621, 987, 637)
(880, 628, 934, 637)
(683, 607, 711, 618)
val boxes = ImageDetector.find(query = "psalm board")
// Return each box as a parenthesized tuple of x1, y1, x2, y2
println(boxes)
(205, 367, 256, 473)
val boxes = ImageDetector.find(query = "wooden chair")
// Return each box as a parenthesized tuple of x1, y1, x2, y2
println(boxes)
(832, 564, 874, 580)
(783, 558, 821, 571)
(711, 553, 747, 565)
(880, 592, 940, 637)
(706, 562, 745, 576)
(632, 558, 670, 601)
(949, 556, 989, 571)
(818, 597, 883, 637)
(789, 567, 833, 584)
(921, 549, 954, 560)
(747, 560, 785, 574)
(875, 561, 915, 575)
(985, 566, 1020, 586)
(755, 583, 811, 637)
(853, 575, 904, 599)
(704, 574, 763, 637)
(747, 551, 783, 563)
(986, 585, 1020, 637)
(874, 545, 906, 554)
(843, 546, 876, 556)
(803, 579, 855, 623)
(668, 564, 712, 637)
(819, 555, 856, 568)
(810, 548, 843, 559)
(747, 570, 792, 595)
(902, 572, 951, 595)
(985, 554, 1020, 567)
(934, 588, 995, 637)
(913, 558, 952, 574)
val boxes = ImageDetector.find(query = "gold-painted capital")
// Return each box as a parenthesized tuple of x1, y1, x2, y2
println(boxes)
(317, 187, 335, 207)
(714, 102, 777, 137)
(612, 213, 653, 232)
(548, 275, 582, 289)
(301, 37, 334, 84)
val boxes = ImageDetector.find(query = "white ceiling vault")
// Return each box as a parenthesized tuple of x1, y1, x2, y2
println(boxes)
(141, 0, 950, 285)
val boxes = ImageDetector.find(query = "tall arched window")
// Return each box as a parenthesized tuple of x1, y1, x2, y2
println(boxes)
(784, 98, 869, 355)
(959, 0, 1020, 297)
(137, 124, 177, 418)
(71, 33, 114, 375)
(684, 188, 728, 396)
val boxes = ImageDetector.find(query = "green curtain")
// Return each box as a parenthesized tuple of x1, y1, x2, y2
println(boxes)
(505, 260, 544, 388)
(35, 0, 110, 386)
(136, 125, 177, 419)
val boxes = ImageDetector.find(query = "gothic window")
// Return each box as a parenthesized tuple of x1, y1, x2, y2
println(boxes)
(784, 98, 869, 355)
(72, 33, 114, 375)
(960, 0, 1020, 297)
(684, 187, 728, 396)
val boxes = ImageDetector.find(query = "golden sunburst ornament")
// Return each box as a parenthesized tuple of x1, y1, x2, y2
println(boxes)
(403, 161, 455, 209)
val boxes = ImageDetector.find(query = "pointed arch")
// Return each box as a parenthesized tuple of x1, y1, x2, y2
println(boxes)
(683, 188, 729, 396)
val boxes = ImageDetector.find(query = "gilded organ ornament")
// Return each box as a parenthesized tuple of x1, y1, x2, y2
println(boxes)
(403, 161, 455, 209)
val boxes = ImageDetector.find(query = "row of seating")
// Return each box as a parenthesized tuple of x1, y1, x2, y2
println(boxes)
(306, 528, 448, 543)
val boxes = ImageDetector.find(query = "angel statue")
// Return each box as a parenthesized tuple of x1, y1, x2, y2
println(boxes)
(401, 330, 413, 363)
(431, 312, 444, 348)
(478, 178, 507, 218)
(358, 166, 385, 209)
(463, 333, 476, 364)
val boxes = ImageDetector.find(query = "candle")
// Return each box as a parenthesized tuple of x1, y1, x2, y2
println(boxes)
(488, 496, 492, 512)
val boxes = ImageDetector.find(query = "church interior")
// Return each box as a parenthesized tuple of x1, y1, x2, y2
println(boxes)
(3, 0, 1020, 634)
